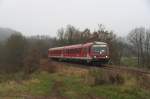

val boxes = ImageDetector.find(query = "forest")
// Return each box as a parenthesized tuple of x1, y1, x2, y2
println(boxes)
(0, 25, 150, 99)
(0, 24, 150, 74)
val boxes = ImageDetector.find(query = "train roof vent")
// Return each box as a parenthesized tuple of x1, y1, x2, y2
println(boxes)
(93, 41, 107, 45)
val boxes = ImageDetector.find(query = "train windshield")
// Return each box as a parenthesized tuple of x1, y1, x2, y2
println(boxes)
(92, 45, 107, 53)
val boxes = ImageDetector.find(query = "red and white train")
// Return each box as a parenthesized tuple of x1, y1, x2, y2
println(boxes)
(48, 41, 110, 64)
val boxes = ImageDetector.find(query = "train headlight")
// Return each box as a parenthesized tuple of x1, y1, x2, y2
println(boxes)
(106, 56, 108, 58)
(94, 56, 97, 58)
(100, 52, 102, 54)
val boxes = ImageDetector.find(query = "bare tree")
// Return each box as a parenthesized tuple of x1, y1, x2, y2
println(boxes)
(81, 28, 91, 43)
(57, 28, 65, 41)
(23, 48, 40, 74)
(128, 27, 150, 68)
(56, 24, 124, 65)
(5, 33, 27, 66)
(57, 25, 81, 45)
(145, 29, 150, 67)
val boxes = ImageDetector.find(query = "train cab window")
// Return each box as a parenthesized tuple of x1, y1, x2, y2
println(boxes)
(92, 45, 107, 53)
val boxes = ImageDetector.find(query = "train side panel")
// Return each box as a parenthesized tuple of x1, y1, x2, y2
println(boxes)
(48, 41, 110, 64)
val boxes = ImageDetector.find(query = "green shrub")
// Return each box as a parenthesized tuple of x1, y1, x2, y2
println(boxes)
(89, 69, 125, 85)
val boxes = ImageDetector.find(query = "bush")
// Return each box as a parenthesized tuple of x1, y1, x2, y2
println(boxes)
(23, 48, 40, 74)
(40, 59, 58, 73)
(89, 69, 125, 86)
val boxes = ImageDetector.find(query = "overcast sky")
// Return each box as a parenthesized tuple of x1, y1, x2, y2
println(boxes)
(0, 0, 149, 37)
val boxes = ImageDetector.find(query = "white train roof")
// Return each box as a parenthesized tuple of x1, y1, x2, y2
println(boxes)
(48, 46, 64, 50)
(48, 41, 107, 50)
(93, 41, 107, 45)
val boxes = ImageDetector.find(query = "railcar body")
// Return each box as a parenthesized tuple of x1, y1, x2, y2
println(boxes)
(48, 41, 110, 64)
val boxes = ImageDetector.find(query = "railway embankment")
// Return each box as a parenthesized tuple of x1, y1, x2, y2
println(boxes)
(40, 59, 150, 97)
(41, 59, 150, 90)
(0, 59, 150, 99)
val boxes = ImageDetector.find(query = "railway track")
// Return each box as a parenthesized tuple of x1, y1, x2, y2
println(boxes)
(45, 59, 150, 90)
(103, 64, 150, 76)
(51, 60, 150, 76)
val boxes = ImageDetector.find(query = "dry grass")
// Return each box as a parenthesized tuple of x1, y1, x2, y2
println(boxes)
(38, 59, 150, 99)
(40, 59, 89, 77)
(58, 66, 89, 77)
(40, 59, 58, 73)
(0, 58, 150, 99)
(40, 59, 150, 90)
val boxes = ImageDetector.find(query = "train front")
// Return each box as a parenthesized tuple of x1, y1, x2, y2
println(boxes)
(90, 42, 110, 63)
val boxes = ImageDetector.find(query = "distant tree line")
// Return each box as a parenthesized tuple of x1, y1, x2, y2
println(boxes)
(56, 25, 150, 68)
(0, 24, 149, 74)
(56, 24, 125, 65)
(0, 33, 56, 73)
(128, 27, 150, 67)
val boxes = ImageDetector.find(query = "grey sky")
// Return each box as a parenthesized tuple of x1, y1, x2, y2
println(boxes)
(0, 0, 149, 37)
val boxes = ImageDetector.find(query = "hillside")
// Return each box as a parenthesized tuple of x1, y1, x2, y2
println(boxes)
(0, 28, 17, 41)
(0, 59, 150, 99)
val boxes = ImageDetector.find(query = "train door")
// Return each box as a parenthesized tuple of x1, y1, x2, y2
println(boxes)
(82, 47, 88, 58)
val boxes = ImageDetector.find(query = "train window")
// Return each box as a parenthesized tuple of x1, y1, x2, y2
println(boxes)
(73, 49, 75, 54)
(64, 50, 67, 54)
(69, 49, 73, 54)
(92, 46, 107, 53)
(83, 48, 87, 53)
(64, 50, 66, 54)
(88, 48, 90, 52)
(72, 48, 79, 54)
(77, 48, 81, 53)
(74, 49, 77, 53)
(64, 48, 82, 54)
(70, 49, 72, 54)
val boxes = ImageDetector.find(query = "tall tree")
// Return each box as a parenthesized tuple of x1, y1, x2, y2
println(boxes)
(23, 48, 40, 74)
(128, 27, 150, 67)
(5, 33, 27, 66)
(145, 29, 150, 67)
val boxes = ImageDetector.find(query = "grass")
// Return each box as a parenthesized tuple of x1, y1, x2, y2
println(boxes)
(51, 72, 150, 99)
(0, 71, 54, 97)
(0, 67, 150, 99)
(121, 57, 138, 67)
(92, 85, 150, 99)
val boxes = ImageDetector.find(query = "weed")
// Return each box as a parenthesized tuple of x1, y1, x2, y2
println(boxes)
(89, 69, 125, 85)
